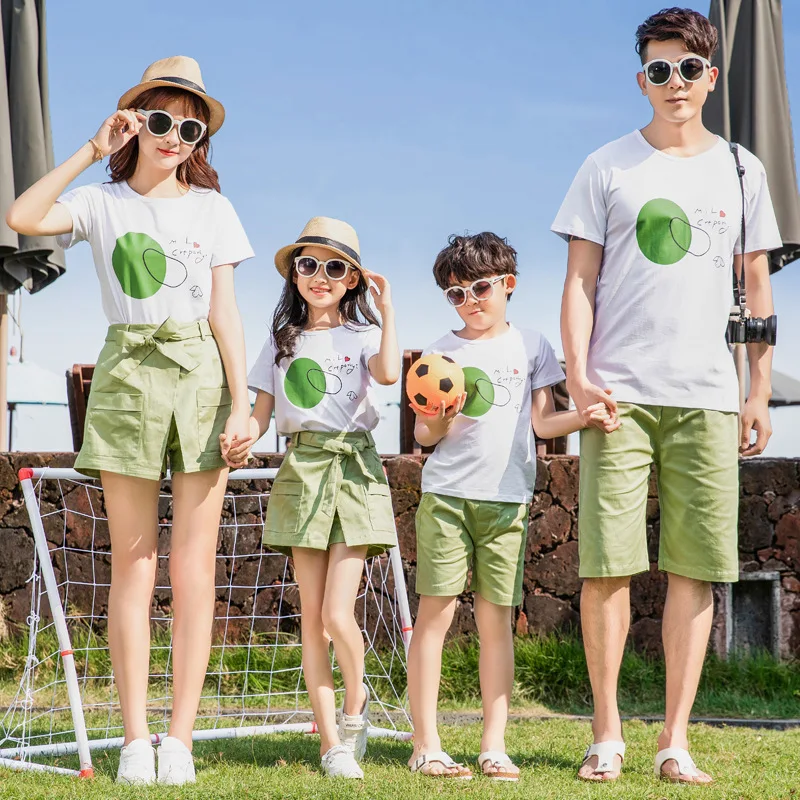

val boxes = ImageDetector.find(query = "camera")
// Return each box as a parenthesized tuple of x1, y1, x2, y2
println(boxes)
(727, 308, 778, 346)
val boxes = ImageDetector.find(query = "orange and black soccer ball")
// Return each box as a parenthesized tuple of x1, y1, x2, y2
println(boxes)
(406, 353, 465, 414)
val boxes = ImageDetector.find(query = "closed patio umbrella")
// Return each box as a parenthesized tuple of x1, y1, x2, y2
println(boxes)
(0, 0, 64, 449)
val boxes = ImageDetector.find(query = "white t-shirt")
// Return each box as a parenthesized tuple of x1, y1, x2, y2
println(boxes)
(57, 181, 254, 325)
(248, 324, 383, 434)
(421, 324, 565, 504)
(551, 132, 781, 413)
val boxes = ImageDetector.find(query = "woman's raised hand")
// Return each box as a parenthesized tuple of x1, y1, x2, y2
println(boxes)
(92, 110, 144, 157)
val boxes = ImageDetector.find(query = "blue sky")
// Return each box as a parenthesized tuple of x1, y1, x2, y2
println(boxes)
(13, 0, 800, 454)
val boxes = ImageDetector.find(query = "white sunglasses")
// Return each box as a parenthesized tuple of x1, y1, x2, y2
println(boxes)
(641, 55, 711, 86)
(137, 108, 208, 145)
(443, 275, 507, 307)
(294, 255, 356, 281)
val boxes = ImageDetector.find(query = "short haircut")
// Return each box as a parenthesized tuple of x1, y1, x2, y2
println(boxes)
(432, 232, 518, 292)
(635, 7, 719, 63)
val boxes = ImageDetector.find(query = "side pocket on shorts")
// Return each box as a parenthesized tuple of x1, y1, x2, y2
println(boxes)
(366, 483, 396, 533)
(197, 387, 232, 454)
(83, 392, 144, 460)
(265, 481, 304, 534)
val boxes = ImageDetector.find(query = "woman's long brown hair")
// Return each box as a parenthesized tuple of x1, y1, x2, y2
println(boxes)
(108, 87, 220, 191)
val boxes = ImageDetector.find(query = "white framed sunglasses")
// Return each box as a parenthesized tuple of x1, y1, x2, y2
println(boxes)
(642, 55, 711, 86)
(294, 255, 356, 281)
(444, 275, 507, 307)
(137, 108, 208, 145)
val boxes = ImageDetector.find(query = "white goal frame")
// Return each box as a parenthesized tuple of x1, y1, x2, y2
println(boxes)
(0, 467, 414, 778)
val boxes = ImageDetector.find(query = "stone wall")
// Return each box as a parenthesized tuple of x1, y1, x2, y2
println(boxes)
(0, 452, 798, 657)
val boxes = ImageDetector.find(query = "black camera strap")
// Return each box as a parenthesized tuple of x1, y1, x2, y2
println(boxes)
(729, 141, 747, 314)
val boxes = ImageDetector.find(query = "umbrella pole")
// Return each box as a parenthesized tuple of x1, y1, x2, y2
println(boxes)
(734, 343, 747, 443)
(0, 293, 7, 450)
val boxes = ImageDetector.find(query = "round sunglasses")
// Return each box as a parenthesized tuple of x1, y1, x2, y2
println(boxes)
(642, 55, 710, 86)
(444, 275, 507, 307)
(137, 108, 208, 146)
(294, 255, 356, 281)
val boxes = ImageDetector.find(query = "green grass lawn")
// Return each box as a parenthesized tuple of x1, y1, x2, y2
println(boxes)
(0, 719, 798, 800)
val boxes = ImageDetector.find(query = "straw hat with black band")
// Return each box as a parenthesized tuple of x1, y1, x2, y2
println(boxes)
(117, 56, 225, 136)
(275, 217, 364, 278)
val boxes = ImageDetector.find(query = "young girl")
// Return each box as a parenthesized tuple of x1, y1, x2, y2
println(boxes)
(6, 57, 253, 785)
(222, 216, 399, 779)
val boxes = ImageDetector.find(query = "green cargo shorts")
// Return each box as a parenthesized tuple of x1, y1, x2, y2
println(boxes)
(579, 403, 739, 582)
(415, 492, 529, 607)
(75, 318, 231, 481)
(264, 430, 398, 558)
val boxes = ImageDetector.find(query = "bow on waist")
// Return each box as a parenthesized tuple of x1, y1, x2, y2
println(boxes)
(107, 319, 202, 381)
(293, 433, 378, 483)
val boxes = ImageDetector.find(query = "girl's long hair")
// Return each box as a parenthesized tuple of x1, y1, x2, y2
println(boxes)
(108, 87, 220, 192)
(272, 252, 380, 364)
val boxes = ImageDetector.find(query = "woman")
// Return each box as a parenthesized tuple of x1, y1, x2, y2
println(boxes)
(6, 56, 254, 785)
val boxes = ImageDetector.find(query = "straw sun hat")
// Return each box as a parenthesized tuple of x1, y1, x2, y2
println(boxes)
(117, 56, 225, 135)
(274, 217, 364, 278)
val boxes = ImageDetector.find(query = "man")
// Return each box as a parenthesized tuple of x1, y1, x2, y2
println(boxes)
(552, 6, 780, 785)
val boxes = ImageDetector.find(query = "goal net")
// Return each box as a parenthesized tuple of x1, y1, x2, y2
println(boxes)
(0, 467, 413, 777)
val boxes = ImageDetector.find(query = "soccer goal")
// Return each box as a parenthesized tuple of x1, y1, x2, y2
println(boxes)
(0, 467, 414, 777)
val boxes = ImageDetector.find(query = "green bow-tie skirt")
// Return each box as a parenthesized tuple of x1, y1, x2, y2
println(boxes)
(74, 318, 231, 481)
(264, 430, 398, 557)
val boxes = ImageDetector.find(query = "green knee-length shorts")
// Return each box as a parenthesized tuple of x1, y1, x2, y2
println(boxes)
(264, 430, 398, 558)
(75, 317, 231, 481)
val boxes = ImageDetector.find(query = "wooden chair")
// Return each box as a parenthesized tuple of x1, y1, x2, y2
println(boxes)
(399, 349, 569, 455)
(66, 364, 94, 452)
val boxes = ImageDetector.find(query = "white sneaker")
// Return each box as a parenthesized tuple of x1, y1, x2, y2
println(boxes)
(338, 682, 370, 762)
(157, 736, 196, 785)
(116, 738, 155, 785)
(321, 744, 364, 779)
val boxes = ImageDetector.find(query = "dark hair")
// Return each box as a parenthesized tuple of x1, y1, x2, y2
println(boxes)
(108, 87, 220, 192)
(272, 250, 380, 364)
(636, 7, 719, 62)
(432, 232, 518, 298)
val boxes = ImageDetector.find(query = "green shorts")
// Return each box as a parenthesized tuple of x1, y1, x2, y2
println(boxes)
(75, 318, 231, 481)
(264, 430, 397, 558)
(415, 492, 529, 607)
(579, 403, 739, 582)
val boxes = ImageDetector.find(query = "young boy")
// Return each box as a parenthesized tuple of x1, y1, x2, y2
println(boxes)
(553, 7, 780, 785)
(406, 232, 614, 780)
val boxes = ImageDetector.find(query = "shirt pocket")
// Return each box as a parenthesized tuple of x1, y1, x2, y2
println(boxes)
(366, 482, 396, 534)
(265, 480, 304, 534)
(197, 387, 232, 454)
(83, 392, 144, 460)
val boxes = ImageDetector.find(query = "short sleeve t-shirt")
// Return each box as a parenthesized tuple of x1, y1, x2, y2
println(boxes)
(551, 132, 781, 413)
(57, 181, 254, 325)
(247, 324, 383, 434)
(420, 324, 565, 504)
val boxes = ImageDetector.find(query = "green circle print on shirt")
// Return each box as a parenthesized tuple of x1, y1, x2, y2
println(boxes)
(636, 198, 692, 265)
(461, 366, 494, 418)
(112, 232, 167, 299)
(284, 357, 326, 408)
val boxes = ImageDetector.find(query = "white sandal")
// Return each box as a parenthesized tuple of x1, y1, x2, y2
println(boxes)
(579, 740, 625, 781)
(654, 747, 710, 783)
(478, 750, 519, 782)
(410, 750, 472, 779)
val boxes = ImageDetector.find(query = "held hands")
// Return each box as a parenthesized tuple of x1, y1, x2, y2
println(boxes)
(91, 110, 145, 158)
(567, 377, 621, 434)
(219, 415, 258, 469)
(363, 269, 394, 318)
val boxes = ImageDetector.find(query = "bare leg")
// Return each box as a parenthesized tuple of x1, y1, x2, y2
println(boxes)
(292, 546, 340, 757)
(473, 593, 518, 777)
(407, 595, 460, 776)
(321, 543, 369, 717)
(578, 576, 631, 781)
(658, 573, 713, 784)
(102, 471, 160, 745)
(167, 468, 228, 747)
